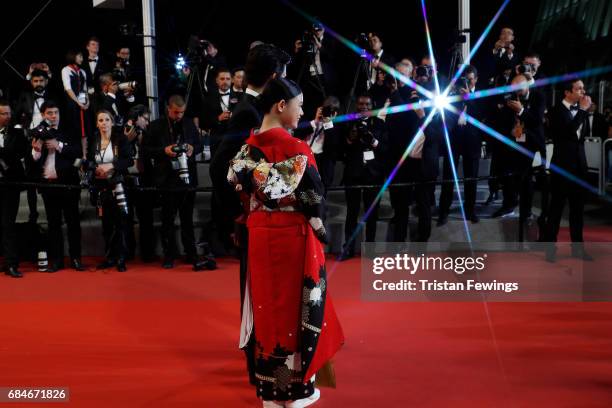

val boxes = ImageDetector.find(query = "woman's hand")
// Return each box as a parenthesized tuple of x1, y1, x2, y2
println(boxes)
(95, 163, 114, 179)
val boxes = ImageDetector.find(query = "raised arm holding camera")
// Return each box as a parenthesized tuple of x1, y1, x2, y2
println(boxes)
(293, 96, 341, 197)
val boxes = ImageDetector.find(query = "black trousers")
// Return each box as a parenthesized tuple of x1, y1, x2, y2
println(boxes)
(160, 190, 196, 259)
(344, 184, 380, 252)
(98, 188, 130, 261)
(126, 189, 156, 259)
(545, 177, 585, 243)
(408, 158, 433, 242)
(389, 163, 412, 242)
(439, 153, 479, 217)
(314, 154, 335, 198)
(40, 185, 81, 264)
(0, 189, 20, 267)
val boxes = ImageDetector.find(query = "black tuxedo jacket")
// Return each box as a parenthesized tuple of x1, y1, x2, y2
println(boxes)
(30, 127, 82, 183)
(201, 90, 241, 153)
(144, 117, 203, 187)
(549, 103, 589, 180)
(14, 89, 56, 129)
(0, 126, 27, 182)
(82, 56, 108, 92)
(209, 92, 262, 219)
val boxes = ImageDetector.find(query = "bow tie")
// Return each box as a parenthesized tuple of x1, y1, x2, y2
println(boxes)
(569, 105, 579, 111)
(220, 92, 230, 96)
(89, 58, 98, 62)
(34, 92, 45, 98)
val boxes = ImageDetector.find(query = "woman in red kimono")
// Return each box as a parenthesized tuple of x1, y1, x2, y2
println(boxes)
(228, 78, 344, 407)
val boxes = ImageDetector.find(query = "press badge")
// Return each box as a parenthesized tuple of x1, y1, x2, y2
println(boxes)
(363, 150, 375, 162)
(323, 121, 334, 130)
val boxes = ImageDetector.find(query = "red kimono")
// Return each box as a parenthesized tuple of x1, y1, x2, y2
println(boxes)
(228, 127, 344, 402)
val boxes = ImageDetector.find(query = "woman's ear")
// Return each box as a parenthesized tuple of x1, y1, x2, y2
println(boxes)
(277, 99, 287, 113)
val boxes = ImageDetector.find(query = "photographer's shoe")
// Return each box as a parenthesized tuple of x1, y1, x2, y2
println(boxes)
(116, 259, 127, 272)
(162, 258, 174, 269)
(71, 258, 86, 271)
(436, 215, 448, 227)
(492, 206, 515, 218)
(5, 266, 23, 278)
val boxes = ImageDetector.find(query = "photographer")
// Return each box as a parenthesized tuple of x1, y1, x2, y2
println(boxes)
(293, 96, 341, 196)
(408, 61, 443, 242)
(15, 69, 57, 224)
(97, 73, 125, 126)
(87, 110, 133, 272)
(0, 101, 28, 278)
(492, 74, 545, 223)
(338, 95, 388, 261)
(200, 68, 240, 158)
(112, 47, 137, 105)
(491, 27, 519, 79)
(545, 79, 593, 261)
(30, 101, 83, 272)
(123, 104, 155, 262)
(144, 95, 204, 270)
(386, 60, 419, 242)
(293, 22, 337, 117)
(438, 65, 483, 226)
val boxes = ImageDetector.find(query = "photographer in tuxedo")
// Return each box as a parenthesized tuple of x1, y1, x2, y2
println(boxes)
(492, 75, 546, 242)
(438, 65, 484, 226)
(200, 68, 240, 158)
(293, 22, 338, 117)
(30, 101, 84, 272)
(490, 27, 519, 82)
(544, 79, 593, 261)
(337, 95, 388, 260)
(0, 101, 28, 278)
(15, 69, 57, 224)
(386, 59, 419, 242)
(293, 96, 341, 197)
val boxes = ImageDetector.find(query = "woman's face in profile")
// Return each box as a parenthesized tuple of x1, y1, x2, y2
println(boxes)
(280, 93, 304, 130)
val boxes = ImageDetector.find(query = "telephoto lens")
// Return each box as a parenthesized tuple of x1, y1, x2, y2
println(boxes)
(113, 181, 129, 215)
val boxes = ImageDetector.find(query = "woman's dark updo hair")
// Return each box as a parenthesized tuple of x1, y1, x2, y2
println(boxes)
(257, 78, 302, 113)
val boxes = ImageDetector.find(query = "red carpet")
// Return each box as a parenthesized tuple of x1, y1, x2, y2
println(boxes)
(2, 228, 612, 407)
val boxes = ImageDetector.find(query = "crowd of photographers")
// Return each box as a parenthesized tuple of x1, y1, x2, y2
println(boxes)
(1, 27, 611, 277)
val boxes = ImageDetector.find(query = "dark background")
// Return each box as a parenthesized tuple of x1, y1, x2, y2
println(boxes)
(1, 0, 605, 105)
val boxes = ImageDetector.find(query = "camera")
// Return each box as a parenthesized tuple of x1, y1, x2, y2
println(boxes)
(184, 35, 210, 67)
(118, 81, 137, 91)
(355, 32, 370, 57)
(111, 174, 129, 216)
(321, 105, 338, 118)
(79, 159, 129, 215)
(415, 65, 433, 79)
(30, 120, 55, 141)
(458, 76, 470, 91)
(517, 62, 536, 76)
(0, 158, 8, 178)
(171, 143, 191, 185)
(356, 116, 374, 145)
(80, 159, 97, 188)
